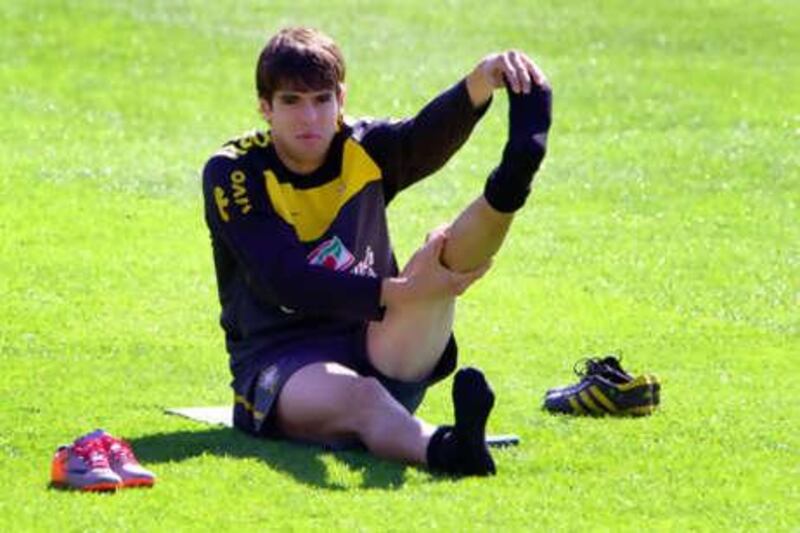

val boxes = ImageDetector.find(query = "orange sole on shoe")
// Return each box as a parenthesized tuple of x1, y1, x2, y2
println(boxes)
(51, 482, 120, 492)
(121, 478, 155, 488)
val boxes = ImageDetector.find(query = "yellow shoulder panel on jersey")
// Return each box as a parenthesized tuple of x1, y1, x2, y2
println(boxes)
(265, 139, 381, 242)
(213, 130, 270, 160)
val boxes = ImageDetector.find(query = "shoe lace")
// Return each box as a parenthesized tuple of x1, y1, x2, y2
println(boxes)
(106, 437, 135, 463)
(73, 439, 110, 469)
(573, 353, 624, 378)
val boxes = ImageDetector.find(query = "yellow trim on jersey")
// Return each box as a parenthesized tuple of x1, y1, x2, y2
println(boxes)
(234, 394, 253, 410)
(215, 130, 271, 160)
(234, 394, 266, 421)
(264, 138, 382, 242)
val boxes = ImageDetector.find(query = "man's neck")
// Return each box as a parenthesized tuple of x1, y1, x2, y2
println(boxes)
(273, 142, 325, 175)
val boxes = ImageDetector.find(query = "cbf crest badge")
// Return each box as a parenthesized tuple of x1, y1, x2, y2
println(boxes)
(306, 235, 356, 271)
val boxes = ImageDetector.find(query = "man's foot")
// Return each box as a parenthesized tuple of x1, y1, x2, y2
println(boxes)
(426, 367, 496, 476)
(506, 81, 552, 156)
(484, 82, 552, 213)
(453, 367, 496, 475)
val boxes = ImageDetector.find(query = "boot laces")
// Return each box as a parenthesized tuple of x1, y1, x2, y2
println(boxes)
(73, 439, 110, 469)
(573, 353, 624, 378)
(106, 437, 135, 463)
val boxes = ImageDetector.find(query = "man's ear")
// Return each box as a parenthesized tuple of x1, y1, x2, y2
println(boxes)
(337, 83, 347, 108)
(258, 97, 273, 123)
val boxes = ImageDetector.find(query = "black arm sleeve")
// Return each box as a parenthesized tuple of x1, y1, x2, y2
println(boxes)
(358, 78, 491, 203)
(203, 156, 385, 321)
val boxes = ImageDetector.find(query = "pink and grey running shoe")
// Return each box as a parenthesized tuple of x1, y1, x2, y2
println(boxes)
(51, 433, 121, 491)
(97, 431, 156, 488)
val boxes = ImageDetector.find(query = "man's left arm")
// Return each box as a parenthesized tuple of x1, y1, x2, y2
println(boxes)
(359, 79, 488, 202)
(361, 50, 548, 202)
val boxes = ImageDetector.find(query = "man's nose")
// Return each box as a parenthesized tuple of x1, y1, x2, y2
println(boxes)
(299, 101, 317, 122)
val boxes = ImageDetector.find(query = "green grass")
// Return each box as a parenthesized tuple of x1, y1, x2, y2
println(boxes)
(1, 0, 798, 530)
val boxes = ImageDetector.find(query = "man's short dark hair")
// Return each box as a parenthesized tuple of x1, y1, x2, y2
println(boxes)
(256, 27, 346, 102)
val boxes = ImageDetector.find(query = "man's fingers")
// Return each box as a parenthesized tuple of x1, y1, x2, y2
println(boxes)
(500, 53, 520, 93)
(473, 260, 492, 279)
(500, 50, 548, 94)
(450, 260, 492, 295)
(452, 274, 479, 296)
(421, 231, 446, 260)
(424, 223, 450, 244)
(465, 260, 492, 283)
(519, 54, 549, 89)
(509, 51, 532, 93)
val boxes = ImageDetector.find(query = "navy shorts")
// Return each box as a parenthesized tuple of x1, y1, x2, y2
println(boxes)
(232, 327, 457, 438)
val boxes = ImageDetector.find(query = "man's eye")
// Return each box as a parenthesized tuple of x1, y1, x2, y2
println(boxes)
(316, 94, 332, 103)
(281, 96, 299, 104)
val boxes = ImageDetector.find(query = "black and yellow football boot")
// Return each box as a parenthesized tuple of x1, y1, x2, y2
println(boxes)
(543, 356, 660, 417)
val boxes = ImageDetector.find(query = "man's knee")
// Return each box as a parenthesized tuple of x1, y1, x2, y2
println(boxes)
(280, 374, 389, 438)
(367, 306, 453, 383)
(276, 362, 366, 439)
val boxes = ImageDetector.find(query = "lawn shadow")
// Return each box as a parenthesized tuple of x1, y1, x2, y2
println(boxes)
(128, 428, 409, 491)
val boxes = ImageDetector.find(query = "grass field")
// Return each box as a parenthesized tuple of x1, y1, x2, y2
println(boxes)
(1, 0, 798, 530)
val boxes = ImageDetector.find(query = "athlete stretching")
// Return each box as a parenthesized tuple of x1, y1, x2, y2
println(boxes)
(202, 27, 551, 476)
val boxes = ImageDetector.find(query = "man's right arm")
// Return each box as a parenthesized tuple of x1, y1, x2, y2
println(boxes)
(203, 155, 488, 317)
(379, 231, 490, 308)
(203, 156, 386, 321)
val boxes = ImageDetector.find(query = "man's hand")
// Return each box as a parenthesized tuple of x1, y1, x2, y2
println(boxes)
(381, 232, 490, 308)
(466, 51, 549, 108)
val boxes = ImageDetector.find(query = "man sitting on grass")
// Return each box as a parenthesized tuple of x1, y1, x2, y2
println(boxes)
(202, 27, 551, 476)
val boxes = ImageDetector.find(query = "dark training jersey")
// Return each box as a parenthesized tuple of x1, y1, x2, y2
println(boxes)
(202, 80, 489, 392)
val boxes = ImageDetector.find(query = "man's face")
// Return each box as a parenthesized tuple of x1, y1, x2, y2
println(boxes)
(260, 85, 343, 174)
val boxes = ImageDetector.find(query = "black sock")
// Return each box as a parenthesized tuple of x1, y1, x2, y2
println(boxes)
(426, 368, 496, 476)
(452, 367, 496, 476)
(426, 425, 459, 473)
(484, 83, 552, 213)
